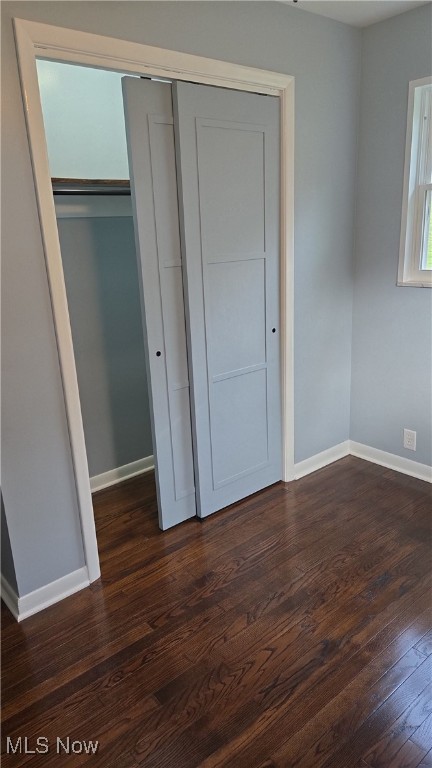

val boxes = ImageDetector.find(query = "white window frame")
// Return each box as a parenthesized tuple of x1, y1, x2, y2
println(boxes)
(398, 76, 432, 288)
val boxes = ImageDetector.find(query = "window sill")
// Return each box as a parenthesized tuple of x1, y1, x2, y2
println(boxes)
(397, 277, 432, 288)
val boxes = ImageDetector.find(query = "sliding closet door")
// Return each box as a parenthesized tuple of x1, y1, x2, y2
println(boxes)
(122, 77, 196, 529)
(173, 82, 282, 518)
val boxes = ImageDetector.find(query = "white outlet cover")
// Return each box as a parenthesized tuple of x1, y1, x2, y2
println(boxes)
(403, 429, 417, 451)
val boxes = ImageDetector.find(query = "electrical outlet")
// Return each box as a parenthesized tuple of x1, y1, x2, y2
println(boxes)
(403, 429, 416, 451)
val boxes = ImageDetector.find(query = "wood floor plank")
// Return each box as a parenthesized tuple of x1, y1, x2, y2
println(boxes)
(1, 457, 431, 768)
(363, 683, 432, 767)
(415, 631, 432, 658)
(411, 713, 432, 752)
(154, 560, 430, 765)
(2, 600, 223, 728)
(418, 749, 432, 766)
(315, 657, 432, 768)
(258, 640, 430, 768)
(162, 594, 432, 768)
(385, 739, 430, 768)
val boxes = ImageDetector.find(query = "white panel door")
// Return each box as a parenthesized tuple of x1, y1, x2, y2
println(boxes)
(122, 77, 196, 529)
(173, 82, 282, 518)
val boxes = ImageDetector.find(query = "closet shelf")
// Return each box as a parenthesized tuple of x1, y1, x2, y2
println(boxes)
(52, 178, 131, 195)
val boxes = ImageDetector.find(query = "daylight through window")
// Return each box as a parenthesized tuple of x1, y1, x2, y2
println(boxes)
(398, 77, 432, 287)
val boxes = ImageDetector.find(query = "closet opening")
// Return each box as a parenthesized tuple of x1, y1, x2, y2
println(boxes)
(37, 56, 284, 568)
(36, 60, 161, 572)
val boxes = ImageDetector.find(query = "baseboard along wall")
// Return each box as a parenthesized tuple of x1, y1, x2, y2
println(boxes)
(91, 445, 430, 492)
(294, 441, 351, 480)
(90, 455, 154, 492)
(1, 566, 90, 622)
(349, 441, 432, 483)
(294, 440, 432, 484)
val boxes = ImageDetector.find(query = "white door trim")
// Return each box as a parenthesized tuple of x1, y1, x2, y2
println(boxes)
(13, 18, 295, 583)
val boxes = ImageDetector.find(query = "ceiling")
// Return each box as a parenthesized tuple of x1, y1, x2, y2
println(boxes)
(279, 0, 431, 27)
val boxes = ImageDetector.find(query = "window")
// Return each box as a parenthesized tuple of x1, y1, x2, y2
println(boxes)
(398, 77, 432, 287)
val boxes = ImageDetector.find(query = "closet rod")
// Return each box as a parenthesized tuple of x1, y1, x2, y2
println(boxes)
(52, 178, 131, 196)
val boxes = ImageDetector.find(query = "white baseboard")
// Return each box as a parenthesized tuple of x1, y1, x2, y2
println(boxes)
(1, 566, 90, 622)
(294, 441, 350, 480)
(293, 439, 431, 484)
(90, 455, 154, 493)
(349, 441, 432, 483)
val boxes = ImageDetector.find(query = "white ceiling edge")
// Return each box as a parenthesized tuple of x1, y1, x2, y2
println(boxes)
(279, 0, 431, 28)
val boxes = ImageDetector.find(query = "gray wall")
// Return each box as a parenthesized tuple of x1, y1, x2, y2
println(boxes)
(58, 213, 153, 478)
(1, 1, 360, 596)
(351, 4, 432, 466)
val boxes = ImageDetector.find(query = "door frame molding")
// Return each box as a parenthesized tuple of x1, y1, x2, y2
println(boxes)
(14, 17, 295, 583)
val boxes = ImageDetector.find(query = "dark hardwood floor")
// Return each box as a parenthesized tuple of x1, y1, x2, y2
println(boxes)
(2, 456, 432, 767)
